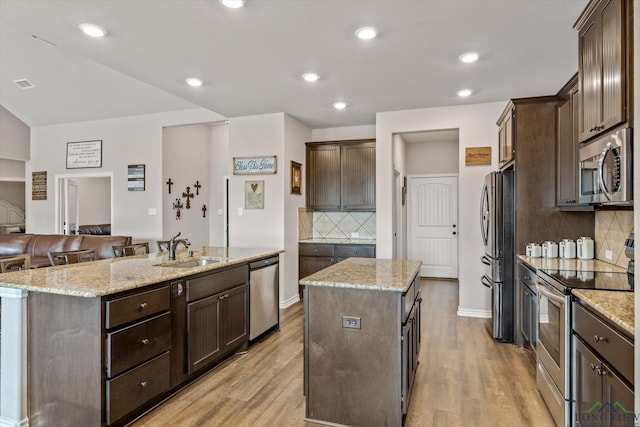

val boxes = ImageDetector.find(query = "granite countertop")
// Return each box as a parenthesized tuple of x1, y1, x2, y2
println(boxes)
(299, 238, 376, 245)
(519, 255, 627, 273)
(0, 247, 283, 298)
(572, 289, 634, 337)
(299, 257, 421, 292)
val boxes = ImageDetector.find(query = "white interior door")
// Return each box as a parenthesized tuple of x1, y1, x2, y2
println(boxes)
(64, 179, 79, 235)
(408, 175, 458, 278)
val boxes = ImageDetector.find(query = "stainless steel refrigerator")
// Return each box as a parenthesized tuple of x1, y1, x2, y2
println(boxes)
(480, 169, 515, 342)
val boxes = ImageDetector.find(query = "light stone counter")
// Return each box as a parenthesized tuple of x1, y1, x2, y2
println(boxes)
(571, 289, 634, 337)
(299, 238, 376, 245)
(518, 255, 627, 273)
(299, 257, 421, 292)
(0, 247, 283, 297)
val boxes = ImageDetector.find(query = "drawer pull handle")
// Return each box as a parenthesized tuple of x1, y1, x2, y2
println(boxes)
(140, 302, 148, 310)
(141, 338, 150, 346)
(593, 335, 606, 343)
(140, 381, 148, 388)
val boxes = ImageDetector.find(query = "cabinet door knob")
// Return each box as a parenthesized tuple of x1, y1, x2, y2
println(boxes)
(141, 338, 150, 346)
(589, 363, 597, 371)
(593, 335, 606, 343)
(140, 381, 148, 388)
(139, 302, 148, 310)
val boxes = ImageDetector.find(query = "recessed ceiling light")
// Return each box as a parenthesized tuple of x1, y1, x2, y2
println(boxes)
(186, 78, 203, 87)
(302, 73, 320, 82)
(457, 89, 473, 97)
(355, 27, 377, 40)
(458, 52, 479, 63)
(220, 0, 245, 8)
(79, 23, 106, 38)
(333, 101, 347, 110)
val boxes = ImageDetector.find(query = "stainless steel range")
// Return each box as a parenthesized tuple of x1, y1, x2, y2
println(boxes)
(535, 269, 632, 427)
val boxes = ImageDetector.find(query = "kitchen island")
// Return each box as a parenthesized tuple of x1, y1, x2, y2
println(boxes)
(300, 257, 422, 427)
(0, 247, 282, 427)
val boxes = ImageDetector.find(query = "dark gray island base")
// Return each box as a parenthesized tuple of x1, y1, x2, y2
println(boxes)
(300, 258, 422, 427)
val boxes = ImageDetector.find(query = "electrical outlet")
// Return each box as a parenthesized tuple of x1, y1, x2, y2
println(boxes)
(342, 316, 361, 329)
(351, 232, 359, 238)
(605, 250, 613, 260)
(237, 207, 243, 216)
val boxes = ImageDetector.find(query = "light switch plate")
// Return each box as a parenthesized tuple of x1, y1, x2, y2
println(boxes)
(148, 208, 157, 216)
(237, 207, 243, 216)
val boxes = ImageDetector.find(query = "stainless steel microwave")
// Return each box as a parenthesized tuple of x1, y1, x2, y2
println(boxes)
(579, 128, 633, 205)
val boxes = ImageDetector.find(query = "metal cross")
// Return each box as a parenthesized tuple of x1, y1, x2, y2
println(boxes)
(202, 204, 207, 218)
(166, 178, 174, 194)
(173, 198, 184, 220)
(182, 186, 194, 209)
(194, 180, 202, 195)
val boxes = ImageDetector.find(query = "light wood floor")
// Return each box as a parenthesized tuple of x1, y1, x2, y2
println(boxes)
(131, 279, 556, 427)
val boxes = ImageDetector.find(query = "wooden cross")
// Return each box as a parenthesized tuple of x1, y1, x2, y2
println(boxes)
(202, 204, 207, 218)
(173, 198, 184, 220)
(182, 186, 194, 209)
(194, 180, 202, 195)
(166, 178, 174, 194)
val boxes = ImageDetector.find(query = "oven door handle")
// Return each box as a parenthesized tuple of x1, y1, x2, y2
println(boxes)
(481, 255, 492, 266)
(535, 279, 565, 305)
(481, 275, 493, 289)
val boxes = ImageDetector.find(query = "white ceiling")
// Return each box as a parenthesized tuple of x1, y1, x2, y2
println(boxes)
(0, 0, 588, 129)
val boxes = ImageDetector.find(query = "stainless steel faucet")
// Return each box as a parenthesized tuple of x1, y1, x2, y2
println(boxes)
(168, 232, 191, 261)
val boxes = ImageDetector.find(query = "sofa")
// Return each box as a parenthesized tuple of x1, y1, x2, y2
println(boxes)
(0, 233, 132, 268)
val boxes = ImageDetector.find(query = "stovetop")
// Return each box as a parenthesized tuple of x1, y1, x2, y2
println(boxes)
(539, 269, 633, 293)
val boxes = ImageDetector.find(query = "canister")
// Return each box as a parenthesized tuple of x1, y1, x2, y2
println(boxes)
(559, 239, 576, 259)
(577, 237, 595, 259)
(526, 243, 542, 257)
(542, 241, 558, 258)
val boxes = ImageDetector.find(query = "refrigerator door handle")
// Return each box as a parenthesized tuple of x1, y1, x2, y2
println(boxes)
(481, 275, 493, 289)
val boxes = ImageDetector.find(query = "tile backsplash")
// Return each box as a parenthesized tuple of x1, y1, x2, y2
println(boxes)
(594, 210, 633, 268)
(298, 208, 376, 240)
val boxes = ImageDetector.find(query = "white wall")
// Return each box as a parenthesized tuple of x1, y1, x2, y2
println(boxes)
(77, 177, 111, 225)
(405, 139, 459, 175)
(162, 124, 212, 248)
(208, 123, 230, 247)
(377, 101, 506, 315)
(0, 182, 25, 210)
(27, 108, 224, 240)
(0, 106, 29, 161)
(311, 125, 375, 141)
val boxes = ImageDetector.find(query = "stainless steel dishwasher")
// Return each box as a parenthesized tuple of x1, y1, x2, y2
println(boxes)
(249, 256, 279, 340)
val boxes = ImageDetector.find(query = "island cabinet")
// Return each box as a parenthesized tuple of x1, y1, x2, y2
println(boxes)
(575, 0, 633, 143)
(28, 264, 249, 427)
(572, 298, 634, 426)
(302, 258, 422, 427)
(306, 139, 376, 211)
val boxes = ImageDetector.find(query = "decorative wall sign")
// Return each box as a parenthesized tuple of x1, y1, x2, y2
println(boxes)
(245, 180, 264, 209)
(290, 161, 302, 195)
(32, 171, 47, 200)
(233, 156, 277, 175)
(127, 164, 145, 191)
(465, 146, 492, 166)
(66, 140, 102, 169)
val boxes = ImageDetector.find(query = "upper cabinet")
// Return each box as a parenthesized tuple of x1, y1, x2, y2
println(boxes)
(306, 139, 376, 211)
(497, 105, 515, 169)
(575, 0, 633, 143)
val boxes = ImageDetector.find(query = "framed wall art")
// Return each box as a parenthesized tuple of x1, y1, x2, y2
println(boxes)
(127, 164, 145, 191)
(290, 161, 302, 195)
(66, 140, 102, 169)
(245, 180, 264, 209)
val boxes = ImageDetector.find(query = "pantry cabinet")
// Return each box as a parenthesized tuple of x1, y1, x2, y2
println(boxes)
(575, 0, 633, 143)
(497, 105, 515, 169)
(306, 140, 376, 211)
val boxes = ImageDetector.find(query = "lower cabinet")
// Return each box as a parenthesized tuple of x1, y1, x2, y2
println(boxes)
(572, 300, 634, 427)
(518, 262, 538, 358)
(28, 264, 250, 427)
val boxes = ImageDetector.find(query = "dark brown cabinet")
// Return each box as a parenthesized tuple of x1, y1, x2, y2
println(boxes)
(518, 262, 537, 359)
(306, 140, 376, 211)
(572, 300, 634, 426)
(497, 105, 515, 169)
(575, 0, 633, 143)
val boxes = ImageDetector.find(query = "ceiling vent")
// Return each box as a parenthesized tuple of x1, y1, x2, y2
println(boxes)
(14, 79, 34, 89)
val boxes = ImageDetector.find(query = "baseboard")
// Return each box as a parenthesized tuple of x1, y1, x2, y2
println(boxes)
(457, 307, 491, 318)
(280, 293, 300, 309)
(0, 417, 29, 427)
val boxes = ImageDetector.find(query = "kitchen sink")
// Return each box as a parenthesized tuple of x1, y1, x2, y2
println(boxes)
(163, 256, 226, 268)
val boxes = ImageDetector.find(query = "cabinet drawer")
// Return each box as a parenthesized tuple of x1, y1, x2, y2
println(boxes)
(518, 262, 536, 290)
(334, 245, 375, 258)
(573, 303, 633, 383)
(106, 286, 170, 329)
(106, 352, 171, 425)
(187, 265, 248, 302)
(107, 312, 171, 378)
(299, 244, 334, 257)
